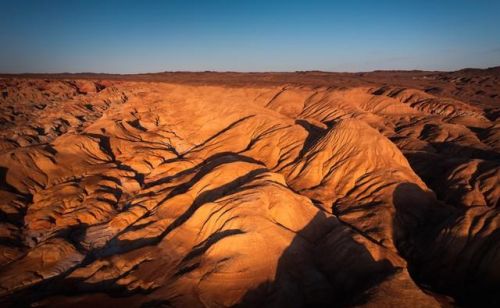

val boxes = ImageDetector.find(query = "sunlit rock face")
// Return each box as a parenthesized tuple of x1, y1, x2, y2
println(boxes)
(0, 70, 498, 307)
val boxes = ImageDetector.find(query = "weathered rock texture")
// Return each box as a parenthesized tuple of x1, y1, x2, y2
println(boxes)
(0, 70, 498, 307)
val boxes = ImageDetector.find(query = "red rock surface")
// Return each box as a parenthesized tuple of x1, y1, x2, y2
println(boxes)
(0, 69, 498, 307)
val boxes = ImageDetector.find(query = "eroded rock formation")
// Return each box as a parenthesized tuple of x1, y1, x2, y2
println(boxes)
(0, 71, 498, 307)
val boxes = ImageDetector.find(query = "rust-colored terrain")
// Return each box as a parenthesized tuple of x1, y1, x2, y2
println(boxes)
(0, 69, 499, 307)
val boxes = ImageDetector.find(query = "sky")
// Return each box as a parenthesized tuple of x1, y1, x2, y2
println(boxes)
(0, 0, 499, 73)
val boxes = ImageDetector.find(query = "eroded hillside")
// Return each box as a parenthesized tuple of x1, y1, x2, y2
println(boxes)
(0, 73, 498, 307)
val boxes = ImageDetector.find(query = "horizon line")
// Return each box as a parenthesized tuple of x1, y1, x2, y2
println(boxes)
(1, 65, 499, 76)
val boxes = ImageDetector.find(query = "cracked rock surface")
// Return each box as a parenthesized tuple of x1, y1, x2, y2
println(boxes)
(0, 72, 498, 307)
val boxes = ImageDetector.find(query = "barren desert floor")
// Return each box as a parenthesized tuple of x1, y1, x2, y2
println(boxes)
(0, 69, 499, 307)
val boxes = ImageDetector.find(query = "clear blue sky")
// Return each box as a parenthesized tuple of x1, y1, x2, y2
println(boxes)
(1, 0, 499, 73)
